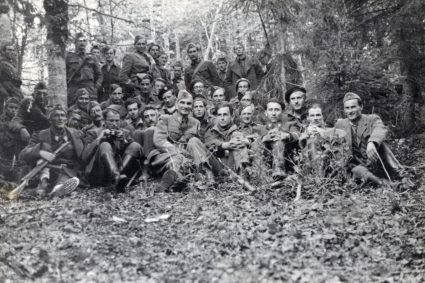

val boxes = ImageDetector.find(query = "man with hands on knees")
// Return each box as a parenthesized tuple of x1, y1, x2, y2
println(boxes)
(82, 105, 143, 192)
(262, 98, 300, 180)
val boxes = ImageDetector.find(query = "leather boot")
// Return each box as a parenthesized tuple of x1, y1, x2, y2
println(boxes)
(102, 153, 125, 191)
(117, 154, 139, 192)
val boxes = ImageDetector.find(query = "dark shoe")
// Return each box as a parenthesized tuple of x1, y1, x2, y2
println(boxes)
(114, 174, 129, 193)
(157, 169, 178, 192)
(120, 154, 138, 177)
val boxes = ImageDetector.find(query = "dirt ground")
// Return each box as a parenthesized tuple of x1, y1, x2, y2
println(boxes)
(1, 135, 424, 283)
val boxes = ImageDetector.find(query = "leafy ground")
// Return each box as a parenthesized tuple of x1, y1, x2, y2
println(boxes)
(0, 135, 424, 283)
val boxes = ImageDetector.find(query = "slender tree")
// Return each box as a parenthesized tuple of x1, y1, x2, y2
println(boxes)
(44, 0, 68, 107)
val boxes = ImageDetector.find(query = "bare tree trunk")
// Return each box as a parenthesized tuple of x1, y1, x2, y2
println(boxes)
(204, 0, 224, 60)
(0, 13, 11, 45)
(109, 0, 114, 44)
(174, 31, 180, 61)
(44, 0, 68, 107)
(277, 23, 287, 95)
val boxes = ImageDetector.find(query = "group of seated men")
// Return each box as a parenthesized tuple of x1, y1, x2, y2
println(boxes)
(0, 75, 413, 195)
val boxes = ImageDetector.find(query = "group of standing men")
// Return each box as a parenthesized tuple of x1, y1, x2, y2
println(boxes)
(0, 33, 413, 196)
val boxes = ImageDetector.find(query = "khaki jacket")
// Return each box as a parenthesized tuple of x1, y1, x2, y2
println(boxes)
(153, 112, 200, 152)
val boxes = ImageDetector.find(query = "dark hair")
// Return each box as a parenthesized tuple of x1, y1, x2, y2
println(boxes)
(141, 105, 156, 116)
(148, 43, 161, 52)
(158, 89, 174, 101)
(235, 78, 251, 92)
(216, 102, 233, 116)
(193, 95, 207, 107)
(266, 98, 285, 111)
(91, 45, 100, 52)
(186, 43, 201, 53)
(103, 46, 116, 54)
(74, 32, 86, 43)
(125, 98, 141, 109)
(217, 56, 227, 63)
(285, 86, 306, 103)
(1, 42, 13, 52)
(189, 79, 205, 93)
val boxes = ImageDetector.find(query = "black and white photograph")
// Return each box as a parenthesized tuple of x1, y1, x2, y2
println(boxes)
(0, 0, 424, 282)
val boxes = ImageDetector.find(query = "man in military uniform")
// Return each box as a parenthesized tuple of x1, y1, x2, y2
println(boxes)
(19, 105, 84, 195)
(10, 82, 50, 143)
(216, 56, 228, 87)
(204, 103, 250, 173)
(184, 43, 221, 90)
(82, 101, 104, 132)
(224, 43, 264, 100)
(149, 90, 212, 191)
(282, 86, 308, 128)
(262, 98, 300, 179)
(0, 98, 23, 182)
(66, 33, 103, 106)
(82, 106, 143, 192)
(335, 92, 413, 187)
(0, 43, 23, 114)
(125, 98, 144, 133)
(67, 88, 92, 128)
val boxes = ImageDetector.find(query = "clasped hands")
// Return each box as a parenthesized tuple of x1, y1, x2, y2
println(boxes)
(263, 129, 291, 142)
(222, 136, 249, 150)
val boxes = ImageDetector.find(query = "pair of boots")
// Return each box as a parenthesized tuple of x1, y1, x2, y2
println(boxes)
(103, 154, 139, 193)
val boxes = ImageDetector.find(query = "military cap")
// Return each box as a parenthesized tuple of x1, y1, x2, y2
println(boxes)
(74, 32, 86, 43)
(34, 81, 47, 91)
(76, 88, 89, 97)
(48, 104, 67, 118)
(135, 73, 153, 82)
(134, 35, 145, 45)
(89, 101, 101, 109)
(285, 86, 306, 103)
(105, 104, 122, 115)
(343, 92, 362, 103)
(176, 90, 193, 102)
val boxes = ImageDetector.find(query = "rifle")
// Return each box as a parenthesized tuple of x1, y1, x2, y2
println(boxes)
(7, 142, 70, 200)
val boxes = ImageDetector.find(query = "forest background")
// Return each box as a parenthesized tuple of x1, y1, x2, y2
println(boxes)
(1, 0, 425, 136)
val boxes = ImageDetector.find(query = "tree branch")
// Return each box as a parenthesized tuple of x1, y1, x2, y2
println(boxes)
(68, 3, 134, 24)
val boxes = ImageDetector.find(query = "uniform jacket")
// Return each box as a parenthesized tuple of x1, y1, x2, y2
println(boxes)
(153, 112, 200, 152)
(184, 60, 221, 89)
(68, 104, 92, 128)
(99, 61, 121, 102)
(119, 52, 158, 83)
(225, 55, 265, 99)
(82, 126, 134, 173)
(335, 114, 388, 159)
(66, 52, 102, 88)
(19, 127, 84, 170)
(204, 123, 241, 154)
(10, 98, 50, 134)
(0, 57, 23, 104)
